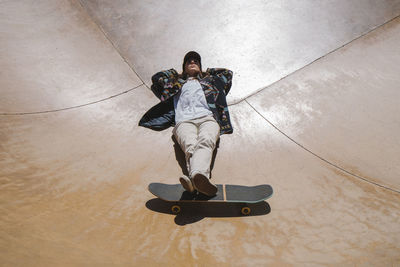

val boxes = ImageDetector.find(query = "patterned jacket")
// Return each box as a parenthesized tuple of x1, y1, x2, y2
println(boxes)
(139, 68, 233, 135)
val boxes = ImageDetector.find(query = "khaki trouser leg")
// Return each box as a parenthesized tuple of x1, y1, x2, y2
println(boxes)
(173, 116, 220, 179)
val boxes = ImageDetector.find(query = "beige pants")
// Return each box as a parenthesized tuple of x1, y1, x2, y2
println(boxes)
(173, 115, 220, 179)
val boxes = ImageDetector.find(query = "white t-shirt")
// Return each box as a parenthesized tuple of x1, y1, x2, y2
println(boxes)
(174, 78, 213, 124)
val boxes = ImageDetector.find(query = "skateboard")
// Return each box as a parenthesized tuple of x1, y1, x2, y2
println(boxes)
(148, 183, 273, 215)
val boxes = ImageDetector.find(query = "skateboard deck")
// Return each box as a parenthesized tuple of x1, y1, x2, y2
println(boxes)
(148, 183, 273, 215)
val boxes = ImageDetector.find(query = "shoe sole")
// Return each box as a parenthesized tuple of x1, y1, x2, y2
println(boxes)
(179, 177, 195, 193)
(193, 174, 217, 196)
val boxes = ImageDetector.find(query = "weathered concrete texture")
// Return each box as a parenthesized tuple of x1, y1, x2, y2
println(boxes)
(247, 17, 400, 191)
(0, 0, 141, 114)
(1, 0, 399, 266)
(80, 0, 400, 103)
(1, 92, 400, 266)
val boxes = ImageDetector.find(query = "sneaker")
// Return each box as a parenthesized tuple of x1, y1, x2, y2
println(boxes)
(192, 173, 217, 196)
(179, 175, 195, 193)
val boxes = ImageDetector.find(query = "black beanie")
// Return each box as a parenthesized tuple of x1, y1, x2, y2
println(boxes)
(182, 51, 202, 73)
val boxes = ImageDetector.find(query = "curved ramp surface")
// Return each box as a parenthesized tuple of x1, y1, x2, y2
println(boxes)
(81, 0, 400, 104)
(1, 0, 400, 266)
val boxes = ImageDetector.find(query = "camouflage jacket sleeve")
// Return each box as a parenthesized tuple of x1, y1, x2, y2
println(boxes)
(150, 69, 181, 101)
(206, 68, 233, 95)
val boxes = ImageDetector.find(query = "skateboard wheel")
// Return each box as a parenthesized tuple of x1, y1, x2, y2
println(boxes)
(171, 205, 181, 214)
(241, 206, 251, 215)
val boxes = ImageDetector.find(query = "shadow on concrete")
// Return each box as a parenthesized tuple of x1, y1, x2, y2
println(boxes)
(145, 198, 271, 225)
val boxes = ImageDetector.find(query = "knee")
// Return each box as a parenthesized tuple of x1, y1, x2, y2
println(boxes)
(185, 145, 195, 155)
(197, 134, 218, 149)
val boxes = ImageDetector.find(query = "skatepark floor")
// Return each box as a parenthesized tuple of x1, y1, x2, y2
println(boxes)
(1, 0, 400, 266)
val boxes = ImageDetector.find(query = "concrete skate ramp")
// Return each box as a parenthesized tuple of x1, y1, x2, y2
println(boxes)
(1, 0, 400, 265)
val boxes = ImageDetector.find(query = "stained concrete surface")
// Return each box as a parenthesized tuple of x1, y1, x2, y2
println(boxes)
(0, 0, 141, 114)
(1, 0, 400, 266)
(81, 0, 400, 104)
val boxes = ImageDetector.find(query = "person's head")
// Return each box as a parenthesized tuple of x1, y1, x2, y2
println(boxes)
(182, 51, 202, 78)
